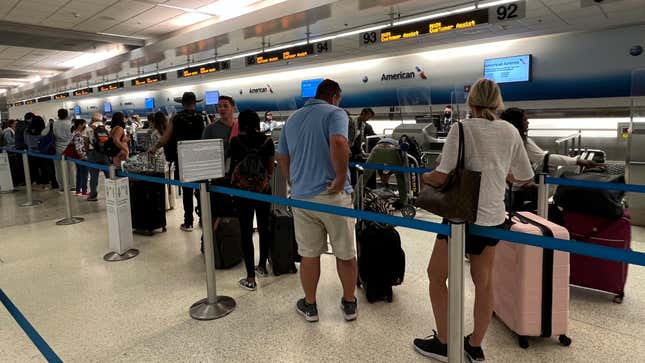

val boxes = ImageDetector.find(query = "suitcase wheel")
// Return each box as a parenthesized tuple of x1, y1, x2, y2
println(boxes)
(518, 336, 529, 349)
(613, 292, 624, 304)
(559, 335, 572, 347)
(162, 227, 167, 232)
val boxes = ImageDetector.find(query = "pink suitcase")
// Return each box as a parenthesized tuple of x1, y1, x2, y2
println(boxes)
(493, 211, 572, 349)
(563, 210, 631, 303)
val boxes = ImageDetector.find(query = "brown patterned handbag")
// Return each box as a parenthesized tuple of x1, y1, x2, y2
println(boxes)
(415, 122, 481, 223)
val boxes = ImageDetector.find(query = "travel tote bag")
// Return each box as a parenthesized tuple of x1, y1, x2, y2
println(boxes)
(415, 122, 481, 223)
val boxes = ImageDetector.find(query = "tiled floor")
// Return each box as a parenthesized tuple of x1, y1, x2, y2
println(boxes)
(1, 186, 644, 362)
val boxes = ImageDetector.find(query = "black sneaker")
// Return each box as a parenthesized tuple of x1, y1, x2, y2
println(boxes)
(238, 278, 257, 291)
(413, 330, 447, 362)
(340, 297, 357, 321)
(255, 265, 268, 277)
(180, 224, 194, 232)
(464, 335, 485, 362)
(296, 298, 319, 322)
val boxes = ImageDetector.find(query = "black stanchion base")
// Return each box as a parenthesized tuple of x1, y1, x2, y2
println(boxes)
(20, 200, 43, 207)
(190, 296, 236, 320)
(56, 217, 84, 225)
(103, 249, 139, 262)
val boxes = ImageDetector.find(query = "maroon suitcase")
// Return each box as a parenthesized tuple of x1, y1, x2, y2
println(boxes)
(562, 210, 631, 303)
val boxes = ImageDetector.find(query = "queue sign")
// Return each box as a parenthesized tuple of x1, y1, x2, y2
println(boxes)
(360, 0, 525, 46)
(131, 73, 167, 86)
(246, 41, 331, 67)
(177, 61, 230, 78)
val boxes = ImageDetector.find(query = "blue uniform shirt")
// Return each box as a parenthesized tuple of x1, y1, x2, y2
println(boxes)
(277, 99, 352, 199)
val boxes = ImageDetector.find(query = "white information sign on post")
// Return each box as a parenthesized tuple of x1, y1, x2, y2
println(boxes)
(0, 152, 14, 193)
(177, 139, 225, 182)
(105, 177, 134, 255)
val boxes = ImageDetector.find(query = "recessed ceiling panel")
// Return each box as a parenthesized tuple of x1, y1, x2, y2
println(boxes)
(243, 5, 332, 39)
(175, 35, 230, 56)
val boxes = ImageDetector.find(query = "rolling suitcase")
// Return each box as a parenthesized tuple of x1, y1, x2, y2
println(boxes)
(129, 176, 166, 235)
(356, 220, 405, 303)
(493, 211, 571, 348)
(213, 217, 243, 269)
(267, 162, 299, 275)
(268, 208, 299, 275)
(562, 210, 631, 303)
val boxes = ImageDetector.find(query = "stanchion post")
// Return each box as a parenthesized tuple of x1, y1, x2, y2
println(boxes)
(20, 153, 42, 207)
(448, 222, 465, 363)
(537, 173, 549, 219)
(190, 182, 236, 320)
(109, 165, 116, 180)
(56, 156, 84, 225)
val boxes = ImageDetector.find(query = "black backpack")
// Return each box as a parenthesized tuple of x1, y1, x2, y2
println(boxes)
(166, 111, 205, 162)
(231, 140, 270, 192)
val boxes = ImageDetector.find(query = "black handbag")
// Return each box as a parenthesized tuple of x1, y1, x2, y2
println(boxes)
(415, 122, 481, 223)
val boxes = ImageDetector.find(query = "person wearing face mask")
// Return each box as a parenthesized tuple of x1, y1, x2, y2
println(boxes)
(435, 105, 454, 137)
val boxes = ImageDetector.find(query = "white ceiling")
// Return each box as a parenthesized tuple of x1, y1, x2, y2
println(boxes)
(3, 0, 645, 97)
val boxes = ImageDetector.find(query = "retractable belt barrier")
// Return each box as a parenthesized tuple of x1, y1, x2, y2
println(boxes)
(26, 151, 61, 161)
(5, 149, 645, 363)
(349, 161, 433, 174)
(546, 176, 645, 194)
(2, 148, 645, 266)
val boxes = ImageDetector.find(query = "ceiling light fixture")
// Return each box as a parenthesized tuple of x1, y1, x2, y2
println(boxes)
(171, 12, 213, 27)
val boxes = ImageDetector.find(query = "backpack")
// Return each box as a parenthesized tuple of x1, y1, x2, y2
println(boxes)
(93, 125, 110, 153)
(104, 128, 123, 158)
(231, 140, 270, 192)
(38, 124, 56, 155)
(167, 111, 206, 162)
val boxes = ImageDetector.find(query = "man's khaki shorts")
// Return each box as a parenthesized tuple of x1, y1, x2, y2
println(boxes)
(293, 191, 356, 260)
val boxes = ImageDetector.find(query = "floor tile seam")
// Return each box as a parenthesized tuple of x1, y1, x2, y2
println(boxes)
(569, 317, 645, 342)
(0, 209, 108, 231)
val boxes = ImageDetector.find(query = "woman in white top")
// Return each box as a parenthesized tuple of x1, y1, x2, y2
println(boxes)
(501, 107, 600, 174)
(414, 79, 534, 362)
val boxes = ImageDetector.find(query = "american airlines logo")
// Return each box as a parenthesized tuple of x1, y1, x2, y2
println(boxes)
(380, 66, 427, 81)
(381, 71, 415, 81)
(248, 84, 274, 94)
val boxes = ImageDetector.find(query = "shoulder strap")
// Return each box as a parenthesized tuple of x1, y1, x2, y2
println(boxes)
(542, 153, 550, 174)
(457, 121, 465, 169)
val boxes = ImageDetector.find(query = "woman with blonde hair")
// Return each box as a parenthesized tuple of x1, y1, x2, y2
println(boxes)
(414, 79, 534, 362)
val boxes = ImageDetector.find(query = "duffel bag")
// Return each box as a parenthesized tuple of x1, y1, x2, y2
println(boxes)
(553, 172, 624, 218)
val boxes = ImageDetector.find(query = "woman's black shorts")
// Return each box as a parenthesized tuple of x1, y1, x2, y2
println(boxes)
(436, 219, 506, 255)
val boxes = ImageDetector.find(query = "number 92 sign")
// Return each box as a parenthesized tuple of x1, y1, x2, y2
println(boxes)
(489, 0, 526, 23)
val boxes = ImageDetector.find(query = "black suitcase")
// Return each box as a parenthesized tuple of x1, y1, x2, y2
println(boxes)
(356, 220, 405, 303)
(269, 208, 299, 276)
(130, 177, 166, 235)
(213, 217, 243, 269)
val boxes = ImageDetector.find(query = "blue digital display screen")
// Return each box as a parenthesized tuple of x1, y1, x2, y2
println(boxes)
(301, 78, 324, 98)
(205, 90, 220, 105)
(74, 106, 81, 114)
(104, 102, 112, 113)
(145, 97, 155, 109)
(484, 55, 532, 84)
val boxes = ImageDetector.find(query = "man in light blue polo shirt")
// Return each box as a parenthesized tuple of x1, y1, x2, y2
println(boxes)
(277, 79, 358, 323)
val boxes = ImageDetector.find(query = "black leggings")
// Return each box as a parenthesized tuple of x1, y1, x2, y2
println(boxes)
(238, 197, 271, 278)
